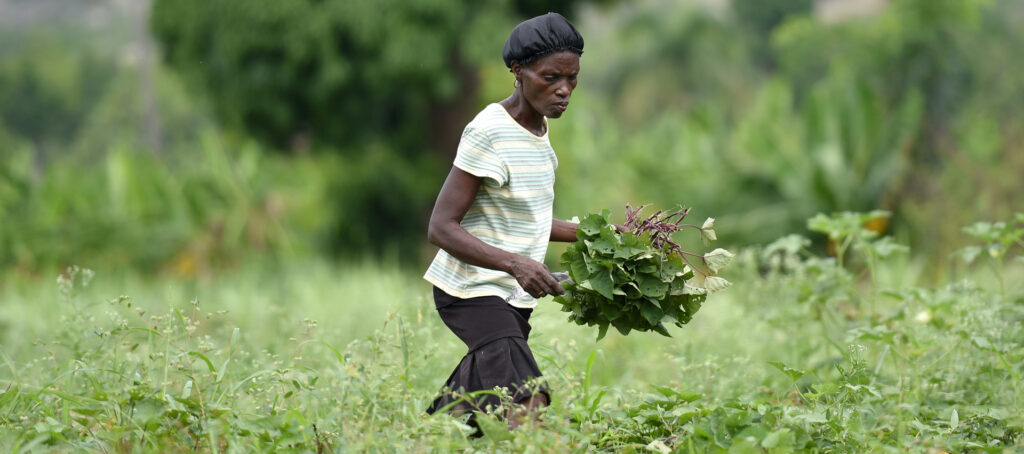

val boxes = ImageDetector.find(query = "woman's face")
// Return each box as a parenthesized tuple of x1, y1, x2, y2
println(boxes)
(515, 51, 580, 118)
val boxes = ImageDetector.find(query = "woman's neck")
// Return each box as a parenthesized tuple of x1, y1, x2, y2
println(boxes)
(500, 91, 546, 136)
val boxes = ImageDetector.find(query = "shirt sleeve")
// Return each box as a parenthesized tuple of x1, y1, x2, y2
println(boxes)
(453, 125, 508, 187)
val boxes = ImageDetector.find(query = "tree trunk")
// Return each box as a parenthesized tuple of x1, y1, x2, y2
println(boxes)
(427, 55, 480, 162)
(132, 0, 163, 155)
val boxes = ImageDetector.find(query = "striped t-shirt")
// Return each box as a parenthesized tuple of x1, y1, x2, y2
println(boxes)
(424, 103, 557, 309)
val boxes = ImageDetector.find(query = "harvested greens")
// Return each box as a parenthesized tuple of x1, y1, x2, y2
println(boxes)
(553, 205, 733, 340)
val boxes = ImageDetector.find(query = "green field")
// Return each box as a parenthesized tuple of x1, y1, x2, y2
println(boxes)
(2, 216, 1021, 452)
(3, 0, 1024, 451)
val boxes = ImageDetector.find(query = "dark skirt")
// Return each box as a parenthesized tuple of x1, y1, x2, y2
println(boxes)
(426, 286, 550, 416)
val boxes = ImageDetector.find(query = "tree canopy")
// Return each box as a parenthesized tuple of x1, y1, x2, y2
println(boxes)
(151, 0, 604, 155)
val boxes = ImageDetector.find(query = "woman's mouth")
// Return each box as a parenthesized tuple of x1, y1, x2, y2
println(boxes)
(553, 102, 568, 112)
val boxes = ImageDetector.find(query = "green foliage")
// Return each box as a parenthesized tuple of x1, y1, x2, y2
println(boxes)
(323, 144, 443, 257)
(733, 0, 814, 42)
(0, 132, 347, 272)
(553, 208, 731, 340)
(772, 0, 997, 165)
(807, 210, 891, 266)
(2, 212, 1023, 450)
(6, 0, 1024, 269)
(554, 0, 1024, 254)
(0, 37, 113, 149)
(149, 0, 600, 153)
(958, 214, 1024, 264)
(955, 213, 1024, 297)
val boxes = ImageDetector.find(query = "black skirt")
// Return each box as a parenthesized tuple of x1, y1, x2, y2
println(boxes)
(426, 286, 550, 416)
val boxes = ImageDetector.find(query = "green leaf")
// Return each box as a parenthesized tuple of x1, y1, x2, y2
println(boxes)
(661, 255, 686, 279)
(578, 214, 606, 237)
(475, 412, 514, 441)
(593, 238, 615, 255)
(623, 282, 643, 298)
(132, 398, 166, 426)
(954, 246, 982, 264)
(963, 221, 998, 242)
(640, 303, 663, 326)
(681, 282, 707, 295)
(846, 325, 896, 345)
(614, 244, 648, 260)
(728, 438, 761, 454)
(637, 260, 659, 274)
(613, 321, 632, 336)
(651, 323, 671, 337)
(620, 231, 643, 248)
(189, 351, 216, 373)
(763, 234, 811, 258)
(768, 361, 806, 382)
(637, 275, 668, 298)
(613, 263, 633, 282)
(702, 248, 735, 275)
(600, 299, 623, 321)
(569, 253, 589, 282)
(950, 408, 959, 432)
(600, 223, 620, 244)
(703, 276, 732, 294)
(596, 322, 609, 341)
(761, 428, 794, 449)
(971, 335, 994, 351)
(584, 254, 603, 274)
(589, 268, 614, 299)
(860, 236, 909, 258)
(701, 228, 717, 246)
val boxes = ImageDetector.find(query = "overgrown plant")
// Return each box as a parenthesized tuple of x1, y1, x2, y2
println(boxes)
(956, 213, 1024, 298)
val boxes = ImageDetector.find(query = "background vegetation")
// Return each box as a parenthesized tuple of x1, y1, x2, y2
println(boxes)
(0, 0, 1022, 451)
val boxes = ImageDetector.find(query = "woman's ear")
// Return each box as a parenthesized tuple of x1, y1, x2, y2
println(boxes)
(510, 62, 522, 82)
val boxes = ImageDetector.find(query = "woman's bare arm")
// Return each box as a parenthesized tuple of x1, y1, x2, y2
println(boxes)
(427, 167, 564, 297)
(550, 219, 579, 242)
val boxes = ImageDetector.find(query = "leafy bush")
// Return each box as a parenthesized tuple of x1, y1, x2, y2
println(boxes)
(2, 213, 1021, 451)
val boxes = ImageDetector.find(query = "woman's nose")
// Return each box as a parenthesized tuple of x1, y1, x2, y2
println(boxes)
(555, 82, 571, 97)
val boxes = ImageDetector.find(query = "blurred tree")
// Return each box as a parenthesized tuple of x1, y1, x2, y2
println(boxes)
(773, 0, 992, 169)
(150, 0, 608, 158)
(732, 0, 814, 37)
(0, 39, 113, 176)
(580, 1, 758, 127)
(732, 0, 813, 69)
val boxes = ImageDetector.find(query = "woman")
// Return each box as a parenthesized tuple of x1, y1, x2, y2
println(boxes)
(423, 12, 584, 429)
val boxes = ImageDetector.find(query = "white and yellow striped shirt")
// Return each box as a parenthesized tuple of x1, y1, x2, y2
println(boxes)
(424, 103, 557, 308)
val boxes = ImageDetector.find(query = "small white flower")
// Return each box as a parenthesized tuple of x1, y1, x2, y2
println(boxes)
(914, 311, 932, 324)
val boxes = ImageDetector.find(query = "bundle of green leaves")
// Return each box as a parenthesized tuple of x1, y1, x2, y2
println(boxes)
(553, 205, 733, 340)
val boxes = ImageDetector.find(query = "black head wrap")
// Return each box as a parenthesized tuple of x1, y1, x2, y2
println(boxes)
(502, 12, 584, 68)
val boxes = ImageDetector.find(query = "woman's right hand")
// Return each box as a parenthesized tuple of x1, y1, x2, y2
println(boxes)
(507, 255, 564, 298)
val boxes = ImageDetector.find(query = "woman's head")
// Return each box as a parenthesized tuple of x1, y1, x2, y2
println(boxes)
(503, 13, 584, 118)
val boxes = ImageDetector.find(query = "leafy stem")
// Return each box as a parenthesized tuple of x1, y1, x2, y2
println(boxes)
(678, 254, 708, 278)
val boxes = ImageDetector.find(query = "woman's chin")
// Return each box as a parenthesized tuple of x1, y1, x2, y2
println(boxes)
(547, 109, 566, 119)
